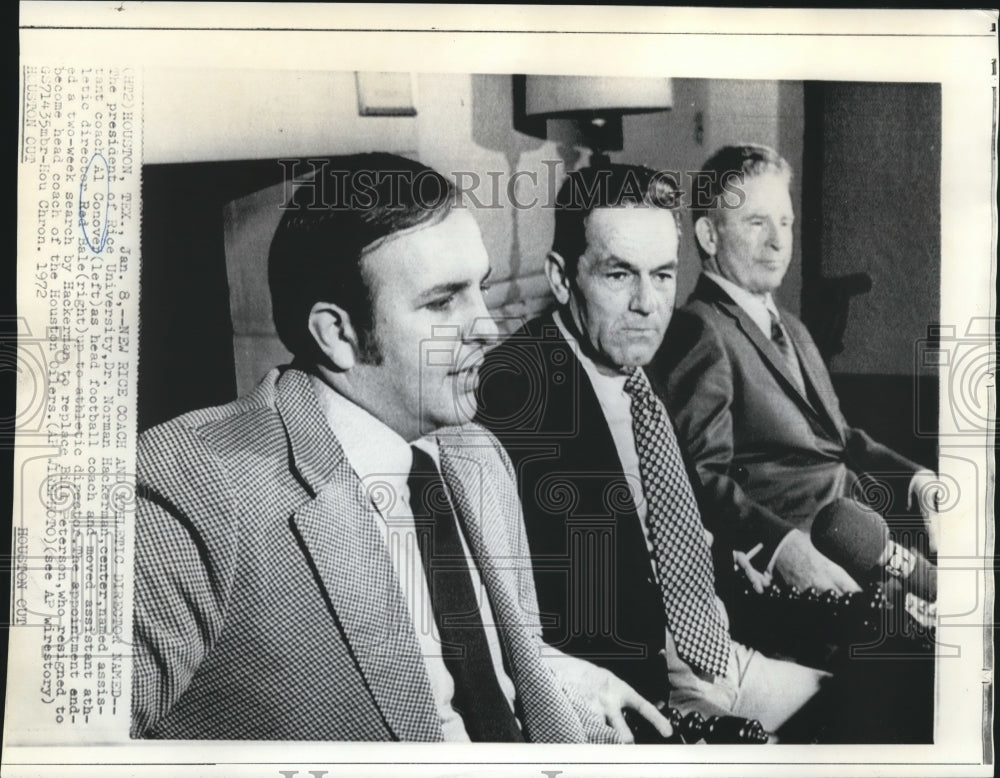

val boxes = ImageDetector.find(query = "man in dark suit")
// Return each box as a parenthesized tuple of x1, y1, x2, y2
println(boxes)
(132, 153, 670, 742)
(477, 164, 827, 733)
(652, 144, 939, 594)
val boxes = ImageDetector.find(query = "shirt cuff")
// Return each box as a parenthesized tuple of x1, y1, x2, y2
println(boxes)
(909, 468, 934, 500)
(766, 530, 798, 576)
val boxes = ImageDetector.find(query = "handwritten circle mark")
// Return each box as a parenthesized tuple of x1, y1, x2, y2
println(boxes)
(79, 153, 111, 254)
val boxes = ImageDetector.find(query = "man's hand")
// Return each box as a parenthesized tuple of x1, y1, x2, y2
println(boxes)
(774, 529, 862, 594)
(544, 652, 672, 743)
(909, 468, 942, 555)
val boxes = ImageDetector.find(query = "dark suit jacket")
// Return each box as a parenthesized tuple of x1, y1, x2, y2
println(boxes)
(132, 366, 615, 742)
(477, 313, 683, 705)
(651, 275, 921, 569)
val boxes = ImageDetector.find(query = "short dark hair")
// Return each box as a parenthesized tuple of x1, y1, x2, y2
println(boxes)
(550, 163, 682, 276)
(268, 152, 456, 364)
(690, 144, 792, 261)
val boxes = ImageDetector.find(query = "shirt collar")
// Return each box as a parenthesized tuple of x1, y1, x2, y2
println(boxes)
(703, 271, 778, 339)
(311, 376, 414, 482)
(552, 310, 630, 397)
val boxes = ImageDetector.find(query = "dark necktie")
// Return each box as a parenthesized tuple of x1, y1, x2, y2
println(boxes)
(407, 446, 524, 742)
(769, 309, 806, 394)
(623, 368, 732, 678)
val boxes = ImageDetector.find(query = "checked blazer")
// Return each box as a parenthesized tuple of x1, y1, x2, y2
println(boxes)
(131, 366, 617, 742)
(650, 274, 922, 569)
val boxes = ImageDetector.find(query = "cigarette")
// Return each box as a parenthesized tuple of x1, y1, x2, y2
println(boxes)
(744, 542, 764, 561)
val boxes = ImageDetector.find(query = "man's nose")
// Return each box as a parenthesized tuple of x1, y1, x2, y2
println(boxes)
(466, 292, 500, 344)
(630, 275, 657, 314)
(766, 219, 787, 250)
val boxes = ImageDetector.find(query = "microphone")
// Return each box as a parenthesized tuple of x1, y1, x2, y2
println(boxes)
(623, 704, 769, 744)
(811, 497, 936, 602)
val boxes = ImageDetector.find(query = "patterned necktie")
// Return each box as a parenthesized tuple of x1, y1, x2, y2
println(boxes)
(408, 446, 524, 742)
(769, 309, 806, 394)
(623, 368, 731, 678)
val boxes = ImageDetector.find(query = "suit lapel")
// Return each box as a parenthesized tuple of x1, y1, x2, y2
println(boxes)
(277, 369, 442, 742)
(535, 313, 643, 513)
(438, 436, 586, 743)
(781, 313, 845, 438)
(695, 276, 841, 440)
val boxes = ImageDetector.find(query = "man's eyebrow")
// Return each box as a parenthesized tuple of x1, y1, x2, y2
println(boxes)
(593, 255, 636, 271)
(594, 256, 677, 272)
(741, 210, 794, 221)
(415, 280, 471, 302)
(415, 268, 493, 302)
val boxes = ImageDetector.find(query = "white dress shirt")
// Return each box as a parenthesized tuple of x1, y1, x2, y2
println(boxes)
(316, 383, 517, 741)
(702, 271, 784, 341)
(552, 312, 715, 564)
(552, 313, 740, 682)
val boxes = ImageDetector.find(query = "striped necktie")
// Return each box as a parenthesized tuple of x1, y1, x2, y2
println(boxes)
(769, 309, 806, 394)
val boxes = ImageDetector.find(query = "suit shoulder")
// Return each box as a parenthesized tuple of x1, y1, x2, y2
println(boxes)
(478, 315, 562, 431)
(652, 305, 726, 373)
(138, 371, 286, 495)
(484, 314, 560, 360)
(437, 423, 513, 470)
(143, 367, 283, 441)
(677, 297, 731, 331)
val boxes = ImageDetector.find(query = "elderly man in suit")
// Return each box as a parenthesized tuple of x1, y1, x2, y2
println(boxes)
(477, 163, 827, 734)
(131, 153, 671, 742)
(651, 144, 939, 595)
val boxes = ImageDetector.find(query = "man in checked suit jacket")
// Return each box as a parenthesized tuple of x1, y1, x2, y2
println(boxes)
(132, 153, 671, 742)
(477, 164, 826, 733)
(650, 144, 940, 595)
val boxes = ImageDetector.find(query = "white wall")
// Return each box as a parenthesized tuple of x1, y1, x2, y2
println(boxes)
(144, 68, 419, 163)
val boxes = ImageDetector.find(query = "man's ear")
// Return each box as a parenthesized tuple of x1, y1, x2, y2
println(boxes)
(545, 251, 573, 306)
(694, 215, 718, 258)
(308, 302, 359, 371)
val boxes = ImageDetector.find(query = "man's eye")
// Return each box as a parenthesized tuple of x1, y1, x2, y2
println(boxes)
(480, 283, 491, 297)
(427, 295, 456, 311)
(606, 272, 629, 281)
(655, 272, 674, 283)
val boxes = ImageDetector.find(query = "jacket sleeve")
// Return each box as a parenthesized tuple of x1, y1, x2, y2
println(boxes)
(130, 423, 238, 738)
(843, 427, 923, 477)
(561, 678, 626, 744)
(652, 309, 797, 569)
(788, 315, 925, 505)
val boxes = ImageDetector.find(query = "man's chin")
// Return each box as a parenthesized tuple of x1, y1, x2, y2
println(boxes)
(616, 349, 658, 371)
(752, 270, 789, 292)
(444, 403, 478, 430)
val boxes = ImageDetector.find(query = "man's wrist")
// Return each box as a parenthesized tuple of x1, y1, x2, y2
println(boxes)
(909, 468, 936, 508)
(766, 530, 799, 576)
